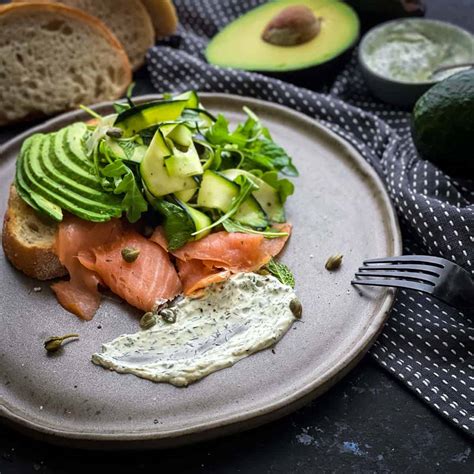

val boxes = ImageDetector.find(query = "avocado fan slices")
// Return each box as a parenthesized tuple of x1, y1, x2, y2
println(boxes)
(16, 126, 123, 222)
(16, 135, 63, 221)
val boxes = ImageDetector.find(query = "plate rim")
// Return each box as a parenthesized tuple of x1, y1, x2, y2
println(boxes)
(0, 93, 402, 448)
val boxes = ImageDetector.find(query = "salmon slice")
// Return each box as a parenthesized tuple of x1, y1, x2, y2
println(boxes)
(177, 259, 231, 296)
(150, 224, 291, 295)
(51, 216, 124, 320)
(78, 230, 182, 312)
(151, 223, 291, 272)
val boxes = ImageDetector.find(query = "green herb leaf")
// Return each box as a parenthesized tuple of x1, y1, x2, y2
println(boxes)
(153, 199, 195, 250)
(222, 220, 289, 238)
(247, 136, 299, 176)
(101, 160, 128, 177)
(205, 111, 298, 176)
(264, 258, 295, 288)
(100, 160, 147, 222)
(205, 114, 247, 147)
(114, 170, 148, 223)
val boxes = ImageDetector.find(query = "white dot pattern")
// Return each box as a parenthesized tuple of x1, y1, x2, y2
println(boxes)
(149, 0, 474, 435)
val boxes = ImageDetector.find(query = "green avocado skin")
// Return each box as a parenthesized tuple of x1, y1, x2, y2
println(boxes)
(15, 124, 122, 222)
(412, 70, 474, 177)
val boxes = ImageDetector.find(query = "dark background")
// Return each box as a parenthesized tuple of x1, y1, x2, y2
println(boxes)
(1, 1, 473, 472)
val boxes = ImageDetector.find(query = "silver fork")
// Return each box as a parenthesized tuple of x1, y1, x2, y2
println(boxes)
(351, 256, 474, 312)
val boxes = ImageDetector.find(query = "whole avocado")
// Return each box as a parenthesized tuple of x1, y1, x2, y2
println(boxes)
(412, 69, 474, 177)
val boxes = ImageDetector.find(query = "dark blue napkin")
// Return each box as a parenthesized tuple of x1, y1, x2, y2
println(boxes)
(147, 0, 474, 435)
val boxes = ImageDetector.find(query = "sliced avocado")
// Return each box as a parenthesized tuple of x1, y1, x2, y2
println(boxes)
(220, 169, 285, 222)
(34, 135, 121, 214)
(15, 136, 40, 212)
(115, 100, 187, 137)
(17, 135, 63, 221)
(60, 126, 103, 188)
(15, 135, 62, 218)
(65, 122, 96, 169)
(412, 69, 474, 177)
(205, 0, 359, 73)
(52, 127, 105, 191)
(21, 134, 121, 222)
(42, 130, 121, 206)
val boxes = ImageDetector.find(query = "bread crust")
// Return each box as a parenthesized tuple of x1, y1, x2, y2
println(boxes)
(2, 186, 67, 280)
(11, 0, 154, 70)
(0, 2, 132, 126)
(140, 0, 178, 39)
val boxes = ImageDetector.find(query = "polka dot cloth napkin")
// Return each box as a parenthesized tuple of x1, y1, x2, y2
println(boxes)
(147, 0, 474, 435)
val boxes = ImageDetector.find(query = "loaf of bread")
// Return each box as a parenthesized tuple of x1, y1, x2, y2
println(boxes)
(2, 186, 66, 280)
(141, 0, 178, 39)
(0, 2, 131, 126)
(14, 0, 156, 70)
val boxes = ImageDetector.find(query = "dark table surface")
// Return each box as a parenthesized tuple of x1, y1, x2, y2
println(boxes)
(1, 1, 473, 473)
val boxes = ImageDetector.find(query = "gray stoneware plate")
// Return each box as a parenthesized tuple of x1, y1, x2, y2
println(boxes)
(0, 94, 401, 449)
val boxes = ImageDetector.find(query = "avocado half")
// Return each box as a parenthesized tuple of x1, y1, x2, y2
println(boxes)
(205, 0, 360, 87)
(412, 69, 474, 177)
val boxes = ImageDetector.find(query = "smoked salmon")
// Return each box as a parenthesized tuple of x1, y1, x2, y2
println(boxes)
(176, 259, 231, 297)
(51, 216, 124, 320)
(52, 216, 181, 320)
(78, 230, 182, 312)
(52, 217, 290, 316)
(151, 224, 291, 295)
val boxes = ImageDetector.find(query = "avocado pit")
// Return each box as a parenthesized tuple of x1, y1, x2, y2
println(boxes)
(262, 5, 321, 47)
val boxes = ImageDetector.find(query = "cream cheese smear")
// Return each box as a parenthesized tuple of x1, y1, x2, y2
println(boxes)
(92, 273, 298, 386)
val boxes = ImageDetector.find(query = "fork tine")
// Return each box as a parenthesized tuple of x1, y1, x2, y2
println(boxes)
(363, 255, 446, 267)
(351, 278, 434, 294)
(358, 264, 441, 276)
(354, 271, 438, 285)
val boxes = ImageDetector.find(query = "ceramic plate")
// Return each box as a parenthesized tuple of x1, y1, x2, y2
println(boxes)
(0, 94, 401, 448)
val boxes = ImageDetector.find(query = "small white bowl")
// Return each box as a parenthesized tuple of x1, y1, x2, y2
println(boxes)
(358, 19, 474, 108)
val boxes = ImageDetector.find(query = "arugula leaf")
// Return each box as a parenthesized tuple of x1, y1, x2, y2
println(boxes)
(100, 160, 147, 223)
(153, 199, 195, 250)
(205, 114, 247, 147)
(247, 136, 298, 176)
(222, 220, 289, 238)
(264, 258, 295, 288)
(102, 160, 128, 177)
(205, 109, 298, 176)
(114, 171, 148, 223)
(260, 171, 295, 204)
(192, 174, 258, 236)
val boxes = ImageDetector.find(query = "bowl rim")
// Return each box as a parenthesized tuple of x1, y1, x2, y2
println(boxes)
(358, 17, 474, 86)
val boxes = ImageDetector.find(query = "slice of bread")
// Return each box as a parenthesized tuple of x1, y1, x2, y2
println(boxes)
(14, 0, 155, 70)
(2, 185, 67, 280)
(141, 0, 178, 39)
(0, 2, 131, 126)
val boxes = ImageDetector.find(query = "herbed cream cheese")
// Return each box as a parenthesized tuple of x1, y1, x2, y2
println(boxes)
(92, 273, 298, 386)
(364, 21, 473, 83)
